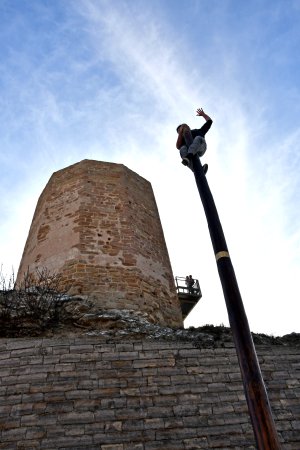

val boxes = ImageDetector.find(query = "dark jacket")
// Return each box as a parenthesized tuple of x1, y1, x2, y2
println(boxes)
(191, 119, 213, 139)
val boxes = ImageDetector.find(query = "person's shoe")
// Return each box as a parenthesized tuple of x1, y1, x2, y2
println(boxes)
(203, 164, 208, 174)
(181, 157, 195, 171)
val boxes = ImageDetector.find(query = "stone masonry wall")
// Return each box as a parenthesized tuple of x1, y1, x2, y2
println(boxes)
(0, 337, 299, 449)
(16, 160, 182, 328)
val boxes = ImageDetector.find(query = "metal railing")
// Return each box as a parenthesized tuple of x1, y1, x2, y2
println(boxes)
(175, 276, 201, 297)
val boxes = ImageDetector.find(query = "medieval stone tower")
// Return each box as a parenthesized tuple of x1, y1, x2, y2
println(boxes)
(17, 159, 182, 328)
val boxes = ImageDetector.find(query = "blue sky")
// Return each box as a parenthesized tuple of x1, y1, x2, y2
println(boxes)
(0, 0, 299, 335)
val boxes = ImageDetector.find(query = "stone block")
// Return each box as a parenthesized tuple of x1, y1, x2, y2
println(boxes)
(101, 445, 124, 450)
(58, 411, 95, 425)
(184, 437, 209, 449)
(145, 441, 183, 450)
(123, 444, 143, 450)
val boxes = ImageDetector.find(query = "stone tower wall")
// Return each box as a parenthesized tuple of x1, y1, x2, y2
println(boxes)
(17, 160, 182, 328)
(0, 337, 299, 449)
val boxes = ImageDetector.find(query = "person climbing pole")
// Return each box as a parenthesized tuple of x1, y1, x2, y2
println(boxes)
(176, 108, 213, 173)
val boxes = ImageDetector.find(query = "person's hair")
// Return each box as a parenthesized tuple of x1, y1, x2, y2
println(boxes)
(176, 124, 183, 133)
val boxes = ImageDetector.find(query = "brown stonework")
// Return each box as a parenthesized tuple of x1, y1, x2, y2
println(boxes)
(17, 160, 182, 327)
(0, 336, 299, 449)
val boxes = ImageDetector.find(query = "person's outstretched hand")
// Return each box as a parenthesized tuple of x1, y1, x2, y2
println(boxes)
(196, 107, 205, 116)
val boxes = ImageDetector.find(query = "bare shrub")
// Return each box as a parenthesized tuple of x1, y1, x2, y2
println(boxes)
(0, 268, 85, 337)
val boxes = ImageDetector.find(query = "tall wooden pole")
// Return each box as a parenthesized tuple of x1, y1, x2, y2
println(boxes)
(191, 154, 281, 449)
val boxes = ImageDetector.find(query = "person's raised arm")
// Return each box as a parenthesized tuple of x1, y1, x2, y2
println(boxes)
(196, 107, 212, 122)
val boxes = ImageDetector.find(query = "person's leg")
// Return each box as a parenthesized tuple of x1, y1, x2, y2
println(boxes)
(180, 133, 208, 173)
(181, 128, 194, 168)
(180, 145, 193, 168)
(179, 146, 188, 159)
(188, 136, 207, 157)
(187, 137, 208, 174)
